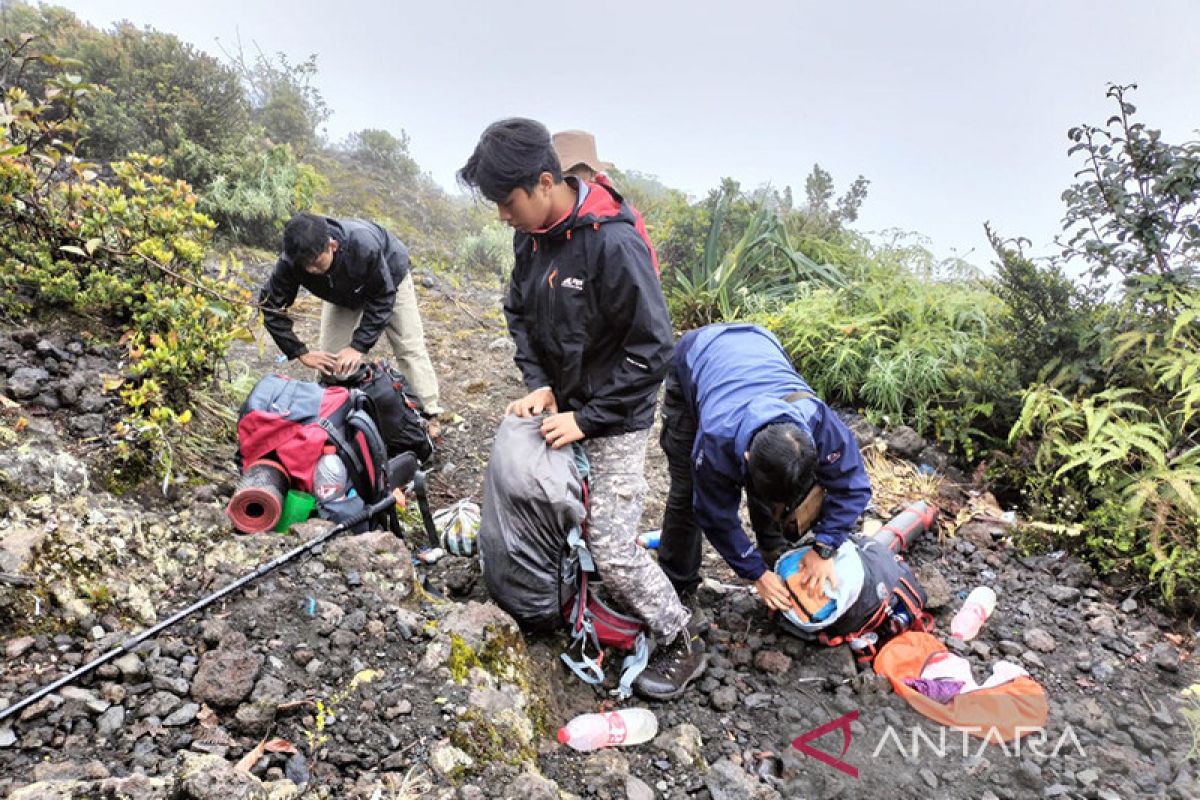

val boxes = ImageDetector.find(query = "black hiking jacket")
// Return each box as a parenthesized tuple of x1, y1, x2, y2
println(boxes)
(258, 218, 411, 359)
(504, 179, 673, 438)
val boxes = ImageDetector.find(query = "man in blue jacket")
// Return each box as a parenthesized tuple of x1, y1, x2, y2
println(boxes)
(657, 323, 872, 612)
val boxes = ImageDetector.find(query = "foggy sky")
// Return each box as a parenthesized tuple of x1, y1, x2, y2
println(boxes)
(51, 0, 1200, 267)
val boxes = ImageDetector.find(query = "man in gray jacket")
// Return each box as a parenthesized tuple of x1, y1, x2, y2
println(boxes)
(258, 213, 441, 415)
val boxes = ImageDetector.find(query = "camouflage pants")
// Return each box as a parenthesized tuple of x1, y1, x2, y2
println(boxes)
(584, 429, 690, 642)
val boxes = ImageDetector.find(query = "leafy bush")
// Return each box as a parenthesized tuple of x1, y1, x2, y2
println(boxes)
(195, 139, 325, 247)
(456, 220, 514, 285)
(0, 4, 325, 249)
(223, 46, 329, 151)
(0, 4, 250, 162)
(1006, 85, 1200, 603)
(1, 41, 253, 484)
(986, 226, 1103, 390)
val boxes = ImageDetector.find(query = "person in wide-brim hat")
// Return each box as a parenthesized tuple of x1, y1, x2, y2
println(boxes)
(552, 129, 613, 180)
(551, 129, 659, 275)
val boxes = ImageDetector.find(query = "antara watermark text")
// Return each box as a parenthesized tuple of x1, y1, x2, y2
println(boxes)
(790, 711, 1087, 779)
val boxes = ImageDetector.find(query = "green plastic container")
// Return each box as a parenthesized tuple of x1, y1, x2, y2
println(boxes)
(274, 490, 317, 533)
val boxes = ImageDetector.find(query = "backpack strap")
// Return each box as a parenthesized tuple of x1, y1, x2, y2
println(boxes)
(412, 469, 439, 548)
(561, 571, 606, 686)
(616, 633, 649, 700)
(895, 577, 934, 633)
(819, 599, 890, 648)
(347, 407, 388, 496)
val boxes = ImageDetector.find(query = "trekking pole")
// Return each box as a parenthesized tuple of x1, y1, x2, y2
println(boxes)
(413, 469, 439, 549)
(0, 493, 397, 726)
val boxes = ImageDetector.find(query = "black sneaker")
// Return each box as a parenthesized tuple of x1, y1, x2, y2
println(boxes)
(633, 630, 709, 701)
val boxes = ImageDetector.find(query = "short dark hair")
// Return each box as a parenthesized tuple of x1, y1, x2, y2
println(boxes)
(457, 117, 562, 203)
(747, 423, 817, 505)
(283, 213, 330, 267)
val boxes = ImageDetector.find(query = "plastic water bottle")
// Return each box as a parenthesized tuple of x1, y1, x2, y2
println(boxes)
(556, 708, 658, 752)
(950, 587, 997, 641)
(888, 606, 914, 636)
(312, 446, 348, 501)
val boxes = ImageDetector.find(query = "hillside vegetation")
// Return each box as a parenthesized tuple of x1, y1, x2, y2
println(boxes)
(1, 4, 1196, 603)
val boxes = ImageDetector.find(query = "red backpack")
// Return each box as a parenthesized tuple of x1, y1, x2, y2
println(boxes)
(237, 374, 388, 524)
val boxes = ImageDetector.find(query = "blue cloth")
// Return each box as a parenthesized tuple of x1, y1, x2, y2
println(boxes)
(677, 323, 872, 580)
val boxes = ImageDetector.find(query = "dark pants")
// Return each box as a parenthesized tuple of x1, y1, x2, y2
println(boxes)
(657, 367, 792, 594)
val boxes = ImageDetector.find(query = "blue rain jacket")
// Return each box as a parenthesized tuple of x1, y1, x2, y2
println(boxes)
(676, 323, 872, 580)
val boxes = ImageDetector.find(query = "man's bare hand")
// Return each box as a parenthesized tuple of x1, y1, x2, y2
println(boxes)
(334, 347, 365, 377)
(506, 387, 557, 417)
(541, 412, 584, 449)
(794, 548, 840, 595)
(298, 351, 336, 373)
(753, 570, 793, 612)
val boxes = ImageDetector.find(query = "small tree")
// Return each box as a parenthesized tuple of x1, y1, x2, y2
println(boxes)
(1011, 84, 1200, 604)
(1060, 83, 1200, 311)
(797, 163, 870, 239)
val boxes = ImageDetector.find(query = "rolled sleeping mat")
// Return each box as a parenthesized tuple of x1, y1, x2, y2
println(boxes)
(226, 459, 290, 534)
(872, 500, 938, 554)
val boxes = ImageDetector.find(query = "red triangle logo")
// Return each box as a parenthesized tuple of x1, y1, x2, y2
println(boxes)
(790, 710, 859, 778)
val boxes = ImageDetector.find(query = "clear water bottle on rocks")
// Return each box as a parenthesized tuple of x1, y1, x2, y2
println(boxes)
(950, 586, 997, 641)
(557, 708, 658, 752)
(312, 446, 348, 501)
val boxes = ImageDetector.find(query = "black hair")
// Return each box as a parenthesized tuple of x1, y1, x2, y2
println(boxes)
(282, 213, 330, 267)
(747, 423, 817, 505)
(457, 117, 562, 203)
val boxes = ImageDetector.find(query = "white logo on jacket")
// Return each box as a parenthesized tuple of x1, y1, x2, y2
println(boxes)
(562, 276, 584, 291)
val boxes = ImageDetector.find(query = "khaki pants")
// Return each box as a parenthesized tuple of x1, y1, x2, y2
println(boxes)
(319, 273, 442, 414)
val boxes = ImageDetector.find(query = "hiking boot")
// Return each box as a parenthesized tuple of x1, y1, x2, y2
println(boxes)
(633, 630, 709, 701)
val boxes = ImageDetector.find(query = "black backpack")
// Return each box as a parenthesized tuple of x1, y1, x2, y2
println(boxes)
(323, 361, 434, 463)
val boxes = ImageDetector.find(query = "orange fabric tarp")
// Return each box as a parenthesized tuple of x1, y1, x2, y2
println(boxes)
(874, 632, 1049, 742)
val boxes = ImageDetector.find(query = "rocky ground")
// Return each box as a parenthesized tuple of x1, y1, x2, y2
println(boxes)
(0, 274, 1197, 799)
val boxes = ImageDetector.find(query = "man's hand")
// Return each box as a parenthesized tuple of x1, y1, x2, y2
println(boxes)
(794, 548, 840, 596)
(334, 346, 365, 377)
(506, 387, 557, 418)
(540, 412, 584, 449)
(298, 351, 336, 373)
(753, 570, 794, 612)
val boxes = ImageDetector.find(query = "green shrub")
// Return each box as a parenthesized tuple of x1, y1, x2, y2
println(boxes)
(1, 42, 253, 485)
(667, 182, 843, 328)
(456, 220, 514, 284)
(986, 226, 1103, 390)
(1007, 85, 1200, 604)
(196, 140, 325, 247)
(754, 239, 1012, 459)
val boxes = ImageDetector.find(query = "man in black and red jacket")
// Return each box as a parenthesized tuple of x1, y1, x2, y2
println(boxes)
(459, 118, 706, 700)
